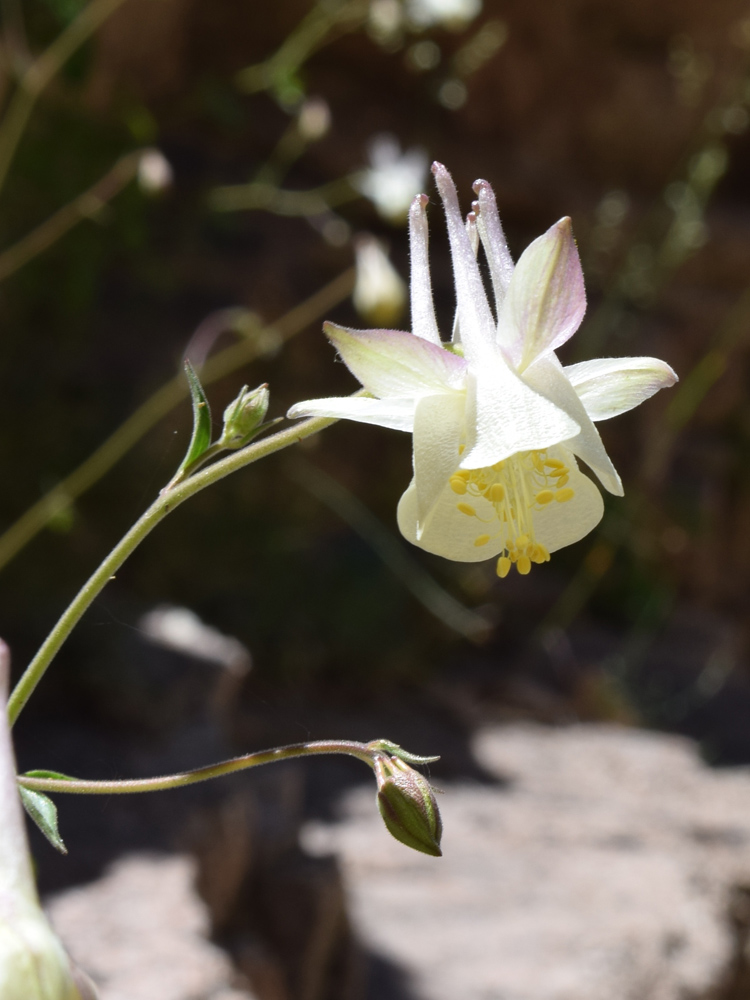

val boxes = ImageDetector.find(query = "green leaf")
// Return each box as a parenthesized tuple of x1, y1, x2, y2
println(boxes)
(23, 769, 78, 781)
(174, 361, 213, 480)
(19, 787, 67, 855)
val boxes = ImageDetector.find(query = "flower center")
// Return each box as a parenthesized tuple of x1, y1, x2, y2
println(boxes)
(448, 449, 575, 576)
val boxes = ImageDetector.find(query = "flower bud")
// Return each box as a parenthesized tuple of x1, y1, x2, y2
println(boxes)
(137, 149, 173, 195)
(375, 756, 442, 857)
(219, 383, 270, 449)
(297, 97, 331, 142)
(353, 235, 407, 327)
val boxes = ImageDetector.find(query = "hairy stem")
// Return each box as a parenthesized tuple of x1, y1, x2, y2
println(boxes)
(8, 413, 338, 726)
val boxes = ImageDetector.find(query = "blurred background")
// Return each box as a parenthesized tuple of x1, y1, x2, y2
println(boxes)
(4, 0, 750, 997)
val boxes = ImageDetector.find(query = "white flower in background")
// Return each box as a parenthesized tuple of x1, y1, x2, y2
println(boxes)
(406, 0, 481, 29)
(289, 163, 677, 577)
(355, 134, 429, 224)
(137, 149, 172, 195)
(353, 234, 407, 327)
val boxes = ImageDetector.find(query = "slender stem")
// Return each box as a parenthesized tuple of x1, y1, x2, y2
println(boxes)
(0, 266, 355, 572)
(0, 150, 141, 281)
(0, 0, 130, 195)
(7, 412, 339, 726)
(18, 740, 376, 795)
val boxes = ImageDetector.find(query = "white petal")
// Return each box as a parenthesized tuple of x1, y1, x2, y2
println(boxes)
(499, 217, 586, 372)
(564, 356, 678, 421)
(432, 162, 497, 364)
(324, 322, 467, 397)
(412, 391, 466, 535)
(523, 355, 623, 495)
(408, 194, 441, 345)
(472, 179, 514, 314)
(397, 479, 506, 562)
(460, 357, 580, 469)
(396, 447, 604, 561)
(287, 395, 416, 431)
(450, 211, 480, 347)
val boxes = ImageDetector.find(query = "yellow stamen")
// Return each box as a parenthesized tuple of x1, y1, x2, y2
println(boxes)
(536, 490, 554, 505)
(487, 483, 505, 502)
(515, 533, 530, 548)
(474, 534, 491, 547)
(457, 502, 476, 516)
(555, 474, 569, 487)
(555, 488, 574, 503)
(496, 556, 511, 578)
(517, 555, 531, 575)
(545, 459, 565, 470)
(450, 476, 468, 495)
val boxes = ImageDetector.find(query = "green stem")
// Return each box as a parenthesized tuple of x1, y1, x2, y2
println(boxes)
(0, 0, 129, 196)
(0, 149, 141, 281)
(18, 740, 377, 795)
(0, 266, 355, 573)
(7, 412, 338, 726)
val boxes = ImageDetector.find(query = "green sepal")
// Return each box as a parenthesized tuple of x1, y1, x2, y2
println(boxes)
(19, 787, 67, 855)
(367, 739, 440, 765)
(174, 360, 213, 479)
(23, 769, 78, 781)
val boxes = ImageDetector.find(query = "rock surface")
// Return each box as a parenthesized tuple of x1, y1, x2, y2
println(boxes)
(303, 724, 750, 1000)
(47, 854, 258, 1000)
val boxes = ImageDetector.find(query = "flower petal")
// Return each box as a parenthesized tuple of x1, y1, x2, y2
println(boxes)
(564, 356, 678, 421)
(522, 355, 623, 495)
(432, 162, 497, 364)
(460, 357, 580, 469)
(408, 194, 441, 345)
(324, 322, 467, 397)
(412, 391, 466, 535)
(472, 179, 514, 314)
(287, 395, 416, 431)
(396, 446, 604, 561)
(499, 217, 586, 372)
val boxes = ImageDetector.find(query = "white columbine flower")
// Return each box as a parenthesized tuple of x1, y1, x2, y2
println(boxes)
(353, 234, 407, 327)
(355, 134, 429, 224)
(289, 163, 677, 578)
(406, 0, 482, 29)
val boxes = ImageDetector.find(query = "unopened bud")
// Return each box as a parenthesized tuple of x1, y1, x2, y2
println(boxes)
(353, 235, 407, 326)
(297, 97, 331, 142)
(375, 756, 442, 857)
(137, 149, 173, 194)
(219, 384, 270, 449)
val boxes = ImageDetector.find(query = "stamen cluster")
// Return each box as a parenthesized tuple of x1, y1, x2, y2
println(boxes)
(449, 450, 575, 576)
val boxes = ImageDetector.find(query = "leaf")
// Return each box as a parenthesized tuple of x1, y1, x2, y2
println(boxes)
(174, 361, 213, 480)
(23, 769, 78, 781)
(19, 787, 67, 855)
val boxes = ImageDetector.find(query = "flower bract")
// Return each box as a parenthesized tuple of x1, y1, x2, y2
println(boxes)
(289, 163, 677, 576)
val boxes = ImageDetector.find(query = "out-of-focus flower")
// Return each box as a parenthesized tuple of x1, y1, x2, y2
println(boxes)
(406, 0, 482, 29)
(353, 235, 407, 326)
(0, 641, 86, 999)
(289, 164, 677, 577)
(367, 0, 404, 45)
(137, 149, 173, 194)
(355, 134, 429, 224)
(297, 97, 332, 142)
(139, 606, 251, 675)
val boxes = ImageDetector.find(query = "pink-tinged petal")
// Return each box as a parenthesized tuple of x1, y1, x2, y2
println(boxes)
(460, 355, 580, 469)
(564, 356, 678, 421)
(412, 391, 466, 535)
(408, 194, 441, 345)
(324, 322, 467, 398)
(522, 355, 623, 495)
(287, 395, 416, 431)
(500, 217, 586, 372)
(472, 179, 514, 314)
(432, 162, 496, 364)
